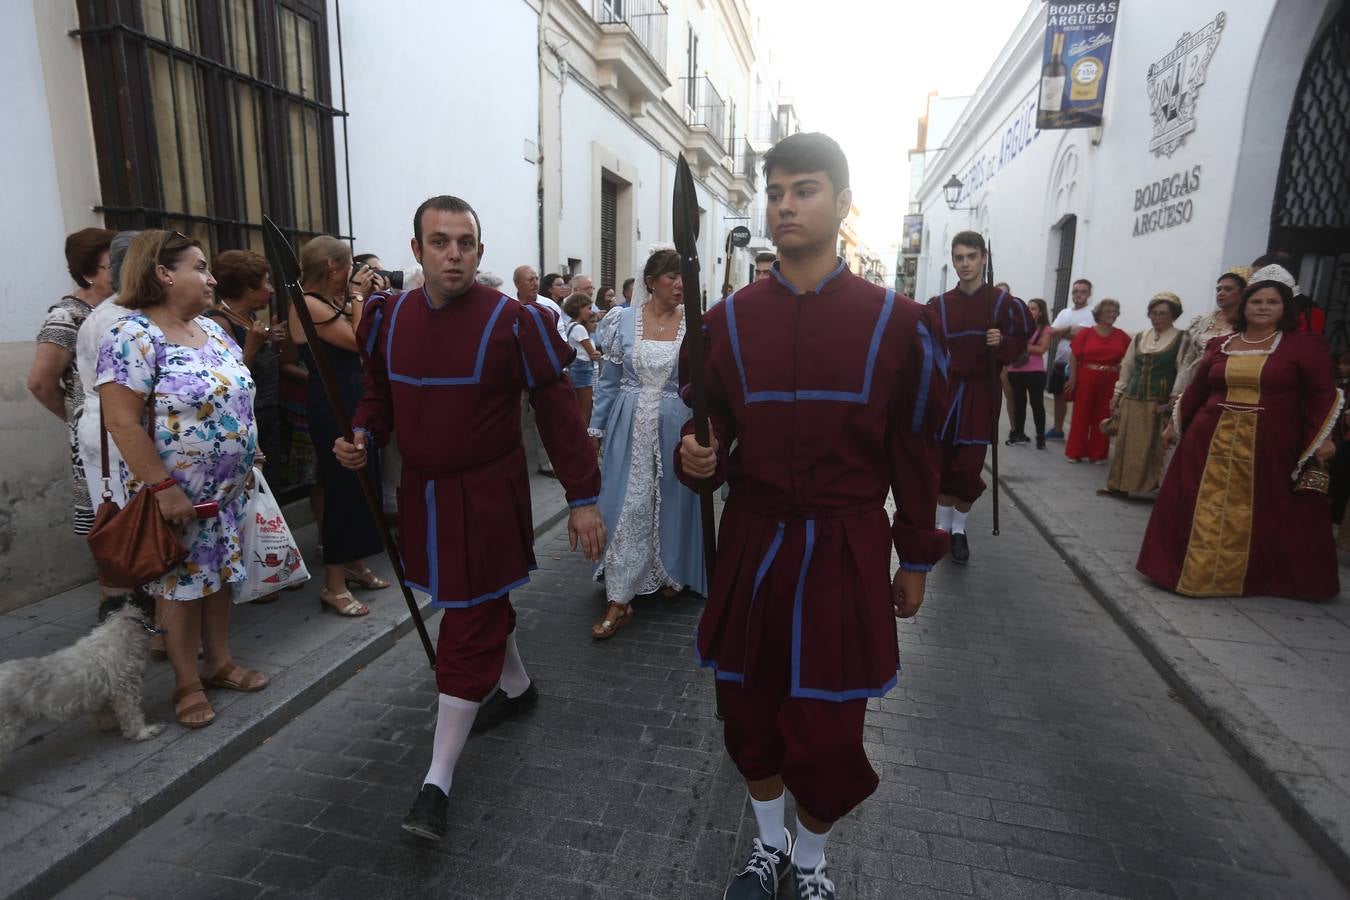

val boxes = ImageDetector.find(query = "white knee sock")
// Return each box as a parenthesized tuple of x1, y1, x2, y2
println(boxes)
(423, 693, 479, 794)
(498, 633, 531, 698)
(792, 816, 832, 869)
(937, 504, 954, 532)
(750, 792, 786, 849)
(951, 509, 969, 535)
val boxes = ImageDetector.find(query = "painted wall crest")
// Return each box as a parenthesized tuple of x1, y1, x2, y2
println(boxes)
(1146, 12, 1226, 157)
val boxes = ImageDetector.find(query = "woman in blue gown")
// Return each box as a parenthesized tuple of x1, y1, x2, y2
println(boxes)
(588, 246, 706, 639)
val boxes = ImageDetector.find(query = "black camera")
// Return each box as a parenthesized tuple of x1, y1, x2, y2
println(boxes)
(354, 262, 403, 290)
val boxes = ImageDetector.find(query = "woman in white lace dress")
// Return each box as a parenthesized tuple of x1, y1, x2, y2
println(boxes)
(588, 247, 707, 639)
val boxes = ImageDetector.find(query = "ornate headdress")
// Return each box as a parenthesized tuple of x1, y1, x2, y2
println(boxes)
(1223, 265, 1253, 284)
(1150, 290, 1181, 305)
(1249, 264, 1298, 293)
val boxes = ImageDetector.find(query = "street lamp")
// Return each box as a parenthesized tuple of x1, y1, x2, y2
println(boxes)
(943, 174, 977, 212)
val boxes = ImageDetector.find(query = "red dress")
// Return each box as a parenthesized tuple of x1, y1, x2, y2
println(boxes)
(1066, 326, 1130, 461)
(1137, 331, 1341, 600)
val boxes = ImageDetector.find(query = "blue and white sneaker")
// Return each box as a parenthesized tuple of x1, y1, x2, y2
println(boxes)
(793, 860, 837, 899)
(724, 828, 793, 899)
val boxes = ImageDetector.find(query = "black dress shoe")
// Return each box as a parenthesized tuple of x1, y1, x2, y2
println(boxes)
(471, 681, 539, 735)
(401, 784, 448, 841)
(949, 532, 970, 565)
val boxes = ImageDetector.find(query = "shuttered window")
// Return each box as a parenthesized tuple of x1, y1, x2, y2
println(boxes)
(600, 179, 618, 291)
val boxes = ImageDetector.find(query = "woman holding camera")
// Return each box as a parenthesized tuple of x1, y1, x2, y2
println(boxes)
(97, 230, 270, 729)
(289, 236, 387, 617)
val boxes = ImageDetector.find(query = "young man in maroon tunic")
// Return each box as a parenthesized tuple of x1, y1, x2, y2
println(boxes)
(927, 232, 1030, 564)
(334, 195, 604, 840)
(678, 133, 949, 899)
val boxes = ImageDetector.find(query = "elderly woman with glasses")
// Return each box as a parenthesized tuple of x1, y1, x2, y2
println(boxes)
(1099, 293, 1192, 496)
(1064, 298, 1131, 464)
(97, 230, 270, 729)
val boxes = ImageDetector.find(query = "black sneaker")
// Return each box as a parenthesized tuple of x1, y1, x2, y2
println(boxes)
(792, 861, 836, 899)
(949, 532, 970, 565)
(1035, 437, 1047, 449)
(400, 784, 448, 841)
(1005, 432, 1029, 446)
(471, 681, 539, 735)
(724, 829, 792, 899)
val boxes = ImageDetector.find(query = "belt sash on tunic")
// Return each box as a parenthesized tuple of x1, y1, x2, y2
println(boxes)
(696, 498, 899, 702)
(398, 445, 537, 608)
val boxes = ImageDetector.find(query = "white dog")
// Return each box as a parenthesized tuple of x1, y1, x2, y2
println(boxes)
(0, 590, 165, 778)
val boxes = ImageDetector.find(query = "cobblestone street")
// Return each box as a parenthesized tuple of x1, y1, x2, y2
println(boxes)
(61, 499, 1349, 900)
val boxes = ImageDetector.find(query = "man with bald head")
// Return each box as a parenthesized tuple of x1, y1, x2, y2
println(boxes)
(571, 273, 594, 298)
(514, 264, 559, 476)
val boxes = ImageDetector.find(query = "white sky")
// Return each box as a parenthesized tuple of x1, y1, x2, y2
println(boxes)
(769, 0, 1033, 263)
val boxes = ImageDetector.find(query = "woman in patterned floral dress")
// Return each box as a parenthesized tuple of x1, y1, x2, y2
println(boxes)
(98, 230, 269, 729)
(587, 247, 706, 639)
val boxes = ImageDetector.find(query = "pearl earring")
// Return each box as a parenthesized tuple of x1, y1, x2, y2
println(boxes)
(167, 279, 174, 286)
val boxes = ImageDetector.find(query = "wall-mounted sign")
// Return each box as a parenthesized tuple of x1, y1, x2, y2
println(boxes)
(729, 226, 751, 247)
(1147, 13, 1226, 157)
(1037, 2, 1120, 130)
(949, 93, 1041, 208)
(902, 215, 923, 254)
(1132, 164, 1202, 236)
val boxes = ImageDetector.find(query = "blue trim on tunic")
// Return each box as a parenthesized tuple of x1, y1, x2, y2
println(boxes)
(425, 481, 439, 599)
(409, 574, 532, 609)
(912, 320, 936, 433)
(568, 496, 598, 508)
(768, 258, 848, 295)
(941, 381, 965, 440)
(946, 329, 987, 339)
(515, 320, 537, 388)
(694, 641, 746, 682)
(727, 289, 894, 405)
(364, 304, 385, 357)
(387, 294, 508, 387)
(899, 561, 934, 573)
(522, 303, 563, 376)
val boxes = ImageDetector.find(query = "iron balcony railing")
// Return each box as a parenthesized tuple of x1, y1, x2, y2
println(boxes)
(732, 138, 758, 190)
(682, 75, 727, 149)
(595, 0, 668, 69)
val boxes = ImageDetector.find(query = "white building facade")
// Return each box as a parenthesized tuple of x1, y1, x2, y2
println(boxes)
(0, 0, 794, 610)
(913, 0, 1348, 339)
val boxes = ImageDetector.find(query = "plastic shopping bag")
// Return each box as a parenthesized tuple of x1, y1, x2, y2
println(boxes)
(232, 470, 310, 603)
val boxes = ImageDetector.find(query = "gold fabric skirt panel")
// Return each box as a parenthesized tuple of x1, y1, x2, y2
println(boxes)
(1176, 354, 1267, 597)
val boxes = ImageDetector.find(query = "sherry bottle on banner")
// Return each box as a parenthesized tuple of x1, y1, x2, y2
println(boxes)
(1040, 32, 1067, 113)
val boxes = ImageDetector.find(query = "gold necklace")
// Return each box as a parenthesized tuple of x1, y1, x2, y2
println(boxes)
(1240, 330, 1277, 344)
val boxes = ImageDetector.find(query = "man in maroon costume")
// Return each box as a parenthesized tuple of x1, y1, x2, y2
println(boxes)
(928, 232, 1030, 564)
(678, 133, 949, 900)
(334, 195, 604, 841)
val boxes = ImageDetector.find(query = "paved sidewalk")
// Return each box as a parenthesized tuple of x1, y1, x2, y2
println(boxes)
(60, 498, 1347, 899)
(994, 428, 1350, 883)
(0, 468, 567, 900)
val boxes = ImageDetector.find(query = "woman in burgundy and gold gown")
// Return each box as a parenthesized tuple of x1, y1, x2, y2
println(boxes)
(1137, 266, 1342, 600)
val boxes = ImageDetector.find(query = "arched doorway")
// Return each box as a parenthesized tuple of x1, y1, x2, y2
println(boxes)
(1270, 1, 1350, 350)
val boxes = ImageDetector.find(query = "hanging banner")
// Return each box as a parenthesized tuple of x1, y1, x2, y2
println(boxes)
(1036, 2, 1121, 130)
(902, 214, 923, 254)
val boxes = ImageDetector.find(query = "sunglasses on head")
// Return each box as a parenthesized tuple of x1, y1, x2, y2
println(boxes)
(157, 230, 190, 262)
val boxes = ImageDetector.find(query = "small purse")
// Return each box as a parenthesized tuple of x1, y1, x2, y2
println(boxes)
(86, 378, 188, 586)
(1295, 458, 1331, 496)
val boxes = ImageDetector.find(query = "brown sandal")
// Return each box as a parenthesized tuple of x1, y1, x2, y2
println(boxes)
(202, 663, 269, 692)
(319, 587, 369, 617)
(173, 683, 215, 729)
(591, 601, 634, 640)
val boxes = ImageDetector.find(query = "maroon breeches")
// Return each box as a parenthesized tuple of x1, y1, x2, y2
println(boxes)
(434, 595, 516, 701)
(714, 553, 879, 823)
(939, 441, 988, 504)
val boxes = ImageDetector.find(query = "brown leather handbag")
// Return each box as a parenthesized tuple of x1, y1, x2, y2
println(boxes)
(86, 395, 188, 587)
